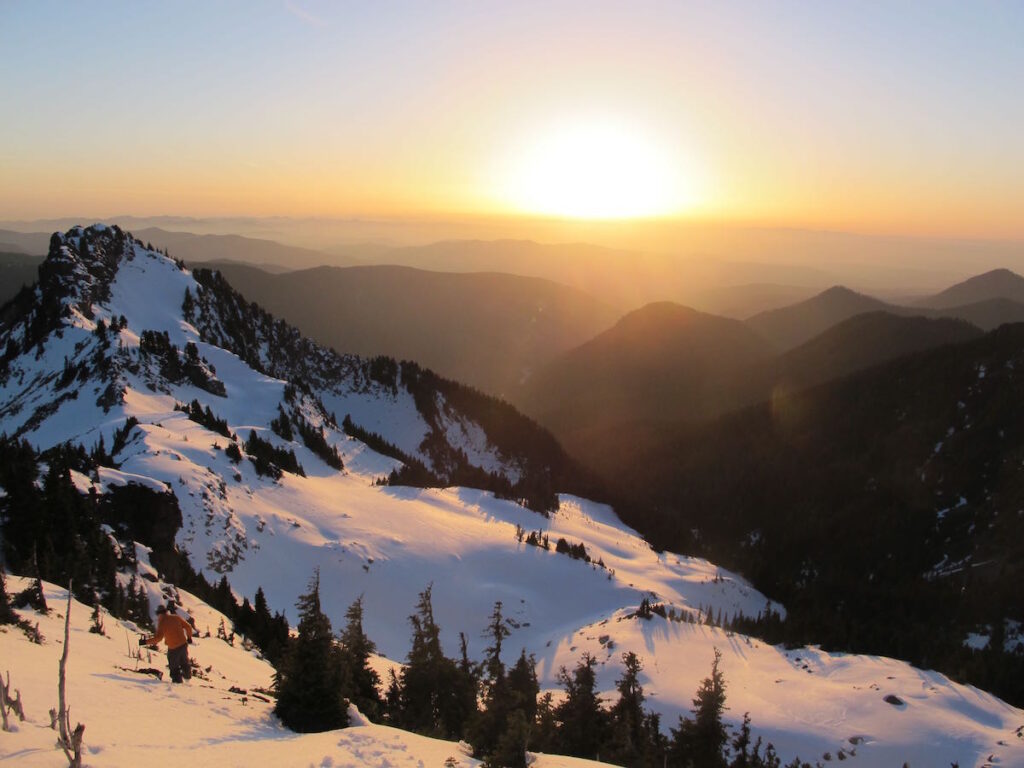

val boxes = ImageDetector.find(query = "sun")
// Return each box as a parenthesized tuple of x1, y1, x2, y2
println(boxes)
(500, 119, 692, 219)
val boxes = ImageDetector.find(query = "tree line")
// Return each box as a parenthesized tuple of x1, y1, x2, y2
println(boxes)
(275, 578, 817, 768)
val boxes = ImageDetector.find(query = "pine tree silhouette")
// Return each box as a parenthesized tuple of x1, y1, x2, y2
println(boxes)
(274, 571, 348, 732)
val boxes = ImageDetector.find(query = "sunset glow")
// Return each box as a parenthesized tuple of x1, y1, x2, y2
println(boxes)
(0, 2, 1022, 239)
(500, 120, 693, 219)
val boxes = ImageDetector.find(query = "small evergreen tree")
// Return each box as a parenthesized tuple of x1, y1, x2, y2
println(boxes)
(274, 571, 348, 732)
(499, 649, 541, 764)
(384, 669, 403, 724)
(555, 653, 607, 759)
(396, 585, 465, 738)
(605, 651, 648, 766)
(0, 571, 16, 624)
(486, 709, 531, 768)
(451, 632, 481, 740)
(507, 649, 540, 731)
(471, 602, 512, 758)
(248, 586, 289, 666)
(338, 596, 383, 721)
(670, 648, 729, 768)
(533, 692, 559, 755)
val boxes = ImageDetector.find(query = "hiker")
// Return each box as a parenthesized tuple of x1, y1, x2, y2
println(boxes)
(166, 600, 200, 636)
(141, 603, 194, 683)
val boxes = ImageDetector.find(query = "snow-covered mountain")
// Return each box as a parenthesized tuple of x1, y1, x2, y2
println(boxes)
(1, 225, 1022, 767)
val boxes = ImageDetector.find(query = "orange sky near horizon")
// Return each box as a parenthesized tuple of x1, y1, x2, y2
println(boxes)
(2, 3, 1023, 241)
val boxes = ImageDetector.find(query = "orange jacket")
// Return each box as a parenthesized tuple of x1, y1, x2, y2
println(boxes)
(146, 613, 193, 650)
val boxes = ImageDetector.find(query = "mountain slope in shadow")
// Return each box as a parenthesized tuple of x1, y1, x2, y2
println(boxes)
(191, 261, 619, 398)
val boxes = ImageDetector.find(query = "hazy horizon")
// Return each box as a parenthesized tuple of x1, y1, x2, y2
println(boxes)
(4, 213, 1023, 303)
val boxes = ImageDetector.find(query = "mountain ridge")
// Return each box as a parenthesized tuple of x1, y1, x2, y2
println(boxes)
(0, 225, 1022, 766)
(516, 302, 772, 448)
(188, 260, 619, 398)
(916, 267, 1024, 309)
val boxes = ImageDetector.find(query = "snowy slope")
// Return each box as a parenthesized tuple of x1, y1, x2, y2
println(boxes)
(0, 577, 607, 768)
(1, 225, 1022, 766)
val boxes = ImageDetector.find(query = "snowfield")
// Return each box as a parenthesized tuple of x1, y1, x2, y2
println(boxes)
(1, 228, 1023, 767)
(0, 578, 605, 768)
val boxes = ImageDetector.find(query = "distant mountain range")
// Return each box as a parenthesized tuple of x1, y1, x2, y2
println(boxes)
(131, 227, 358, 270)
(915, 267, 1024, 309)
(746, 285, 891, 349)
(189, 261, 619, 398)
(515, 303, 771, 448)
(514, 270, 1024, 459)
(747, 272, 1024, 349)
(771, 311, 983, 391)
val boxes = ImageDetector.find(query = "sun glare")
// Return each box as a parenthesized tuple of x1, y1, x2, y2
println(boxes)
(501, 120, 692, 219)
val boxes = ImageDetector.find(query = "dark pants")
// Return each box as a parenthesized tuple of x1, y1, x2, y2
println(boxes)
(167, 644, 191, 683)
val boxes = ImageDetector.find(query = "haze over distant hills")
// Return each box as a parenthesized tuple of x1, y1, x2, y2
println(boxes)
(516, 302, 771, 447)
(6, 216, 1024, 309)
(916, 267, 1024, 309)
(512, 268, 1024, 466)
(517, 303, 988, 463)
(746, 286, 890, 349)
(771, 311, 983, 391)
(191, 260, 619, 397)
(0, 251, 42, 302)
(132, 227, 360, 271)
(747, 273, 1024, 349)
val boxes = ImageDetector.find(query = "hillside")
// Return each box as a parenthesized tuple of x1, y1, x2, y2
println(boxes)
(928, 296, 1024, 331)
(606, 323, 1024, 708)
(0, 228, 50, 255)
(917, 267, 1024, 309)
(745, 286, 891, 350)
(0, 251, 43, 305)
(772, 311, 983, 391)
(747, 277, 1024, 352)
(1, 225, 1020, 765)
(531, 310, 985, 480)
(189, 262, 618, 398)
(515, 302, 772, 449)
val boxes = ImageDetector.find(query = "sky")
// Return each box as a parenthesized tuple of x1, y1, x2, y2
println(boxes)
(1, 1, 1023, 238)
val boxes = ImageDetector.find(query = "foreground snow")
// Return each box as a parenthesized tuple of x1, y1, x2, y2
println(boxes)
(0, 579, 608, 768)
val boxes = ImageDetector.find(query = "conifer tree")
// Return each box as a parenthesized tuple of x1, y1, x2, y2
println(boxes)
(397, 585, 464, 738)
(338, 596, 382, 721)
(486, 709, 531, 768)
(248, 586, 289, 665)
(482, 601, 509, 683)
(555, 652, 607, 759)
(384, 669, 403, 724)
(507, 649, 540, 729)
(670, 648, 729, 768)
(471, 602, 513, 758)
(606, 651, 648, 766)
(489, 648, 541, 766)
(533, 692, 559, 755)
(274, 571, 348, 732)
(0, 571, 15, 625)
(450, 632, 480, 739)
